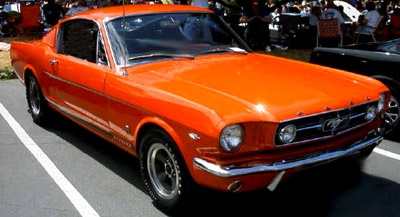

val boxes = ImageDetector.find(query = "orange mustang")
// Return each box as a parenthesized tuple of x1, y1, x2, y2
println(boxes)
(11, 4, 390, 212)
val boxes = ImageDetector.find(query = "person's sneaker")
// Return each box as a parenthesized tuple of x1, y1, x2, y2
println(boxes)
(265, 46, 272, 52)
(272, 44, 289, 51)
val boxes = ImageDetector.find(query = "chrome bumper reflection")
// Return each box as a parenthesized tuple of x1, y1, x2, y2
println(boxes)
(193, 136, 383, 178)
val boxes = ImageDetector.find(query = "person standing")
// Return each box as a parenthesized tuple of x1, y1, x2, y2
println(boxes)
(240, 0, 272, 52)
(43, 0, 64, 26)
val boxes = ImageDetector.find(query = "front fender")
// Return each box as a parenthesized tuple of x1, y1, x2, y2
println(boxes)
(135, 116, 185, 156)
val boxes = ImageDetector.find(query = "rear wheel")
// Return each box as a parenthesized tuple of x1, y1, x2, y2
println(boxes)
(26, 74, 50, 125)
(139, 128, 193, 213)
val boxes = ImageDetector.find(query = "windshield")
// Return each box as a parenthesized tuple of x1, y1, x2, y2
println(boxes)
(376, 40, 400, 55)
(105, 12, 249, 66)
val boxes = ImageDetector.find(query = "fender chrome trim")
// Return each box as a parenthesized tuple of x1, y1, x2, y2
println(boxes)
(193, 135, 383, 178)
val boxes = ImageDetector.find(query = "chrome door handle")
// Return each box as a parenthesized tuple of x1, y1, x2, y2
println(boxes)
(49, 59, 59, 64)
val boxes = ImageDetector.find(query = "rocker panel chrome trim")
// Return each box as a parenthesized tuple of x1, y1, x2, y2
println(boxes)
(46, 98, 135, 149)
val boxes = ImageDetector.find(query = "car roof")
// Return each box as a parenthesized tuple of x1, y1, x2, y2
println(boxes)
(70, 4, 213, 22)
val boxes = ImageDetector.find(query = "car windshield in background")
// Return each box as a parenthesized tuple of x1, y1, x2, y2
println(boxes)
(105, 12, 248, 66)
(376, 40, 400, 55)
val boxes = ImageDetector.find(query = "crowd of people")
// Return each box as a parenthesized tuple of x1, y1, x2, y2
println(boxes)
(1, 0, 400, 49)
(187, 0, 399, 49)
(212, 0, 399, 49)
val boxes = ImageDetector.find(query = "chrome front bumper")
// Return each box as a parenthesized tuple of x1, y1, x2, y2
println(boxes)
(193, 136, 383, 178)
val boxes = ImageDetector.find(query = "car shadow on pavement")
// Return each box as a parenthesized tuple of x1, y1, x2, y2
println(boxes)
(180, 161, 400, 217)
(385, 133, 400, 143)
(42, 114, 149, 196)
(43, 114, 400, 217)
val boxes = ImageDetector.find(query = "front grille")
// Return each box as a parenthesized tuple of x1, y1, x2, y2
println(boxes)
(275, 101, 379, 146)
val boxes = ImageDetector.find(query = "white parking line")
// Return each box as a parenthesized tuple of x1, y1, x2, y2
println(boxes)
(374, 148, 400, 161)
(0, 103, 100, 217)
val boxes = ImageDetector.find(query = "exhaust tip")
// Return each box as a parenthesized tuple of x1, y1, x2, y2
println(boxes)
(227, 180, 242, 192)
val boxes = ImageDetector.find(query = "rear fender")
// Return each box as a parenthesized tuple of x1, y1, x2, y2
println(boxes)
(23, 64, 40, 84)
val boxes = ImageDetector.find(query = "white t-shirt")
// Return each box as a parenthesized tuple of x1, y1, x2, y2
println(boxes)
(365, 10, 381, 27)
(191, 0, 208, 8)
(320, 8, 345, 24)
(65, 7, 90, 17)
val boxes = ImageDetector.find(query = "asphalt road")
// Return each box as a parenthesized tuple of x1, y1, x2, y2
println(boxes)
(0, 79, 399, 217)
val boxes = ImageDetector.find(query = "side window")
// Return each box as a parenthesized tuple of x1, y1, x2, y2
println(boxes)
(58, 19, 101, 64)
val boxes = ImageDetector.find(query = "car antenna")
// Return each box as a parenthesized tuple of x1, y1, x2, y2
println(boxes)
(122, 0, 128, 76)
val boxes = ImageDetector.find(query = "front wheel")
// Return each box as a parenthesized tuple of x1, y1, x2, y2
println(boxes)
(383, 88, 400, 135)
(139, 128, 193, 213)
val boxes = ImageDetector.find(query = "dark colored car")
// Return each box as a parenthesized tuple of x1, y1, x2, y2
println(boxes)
(310, 39, 400, 134)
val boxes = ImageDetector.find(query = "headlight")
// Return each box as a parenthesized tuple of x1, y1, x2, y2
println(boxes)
(377, 93, 386, 113)
(365, 105, 377, 121)
(219, 124, 244, 153)
(278, 124, 297, 144)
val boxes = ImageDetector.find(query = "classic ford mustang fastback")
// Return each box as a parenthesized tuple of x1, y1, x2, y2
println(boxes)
(10, 4, 389, 212)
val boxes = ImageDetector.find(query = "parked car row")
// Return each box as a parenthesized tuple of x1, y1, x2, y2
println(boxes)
(310, 39, 400, 134)
(10, 4, 393, 214)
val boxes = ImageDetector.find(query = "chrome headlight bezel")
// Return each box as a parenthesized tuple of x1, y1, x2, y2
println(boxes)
(219, 124, 244, 153)
(377, 93, 386, 113)
(365, 105, 377, 121)
(278, 124, 297, 144)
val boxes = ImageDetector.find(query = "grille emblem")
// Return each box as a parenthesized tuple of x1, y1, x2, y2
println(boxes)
(323, 116, 350, 132)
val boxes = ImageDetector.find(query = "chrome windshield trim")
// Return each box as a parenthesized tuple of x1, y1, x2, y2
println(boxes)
(104, 11, 213, 23)
(193, 135, 383, 178)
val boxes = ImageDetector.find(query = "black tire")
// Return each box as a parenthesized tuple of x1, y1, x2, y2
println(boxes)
(26, 74, 50, 125)
(139, 128, 193, 213)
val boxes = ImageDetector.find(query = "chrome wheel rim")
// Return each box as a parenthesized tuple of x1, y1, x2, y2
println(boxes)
(147, 143, 179, 200)
(29, 78, 41, 115)
(384, 95, 400, 127)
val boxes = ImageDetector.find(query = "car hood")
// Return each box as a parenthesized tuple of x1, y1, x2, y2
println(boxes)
(126, 53, 387, 123)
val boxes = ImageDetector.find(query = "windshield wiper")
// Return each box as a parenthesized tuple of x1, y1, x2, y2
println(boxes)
(129, 53, 195, 61)
(196, 46, 248, 55)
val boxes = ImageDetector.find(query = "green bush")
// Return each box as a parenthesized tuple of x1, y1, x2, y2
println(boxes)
(0, 69, 17, 80)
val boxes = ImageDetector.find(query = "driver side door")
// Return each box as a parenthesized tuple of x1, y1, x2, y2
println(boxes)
(52, 19, 111, 134)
